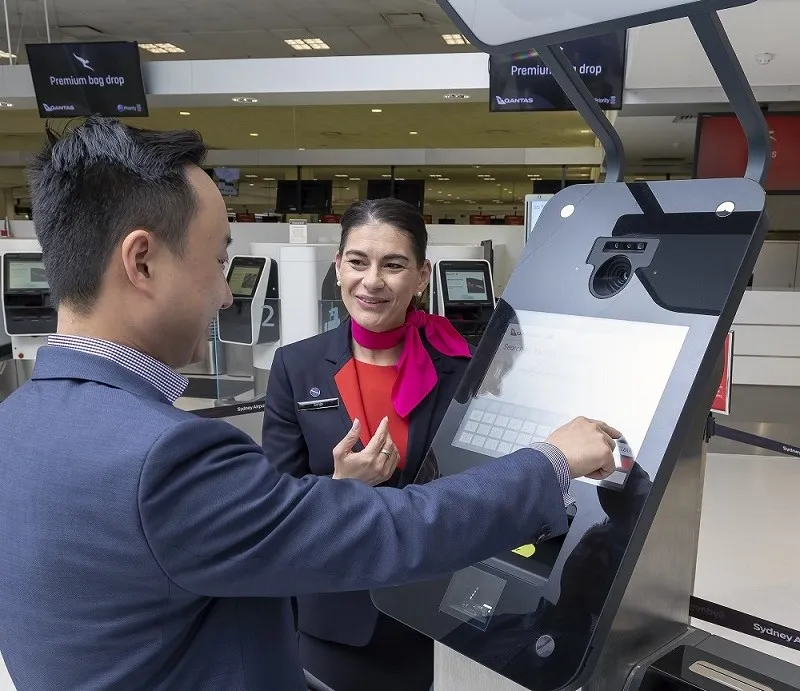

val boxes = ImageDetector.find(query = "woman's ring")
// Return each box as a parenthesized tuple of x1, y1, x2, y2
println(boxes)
(380, 448, 392, 457)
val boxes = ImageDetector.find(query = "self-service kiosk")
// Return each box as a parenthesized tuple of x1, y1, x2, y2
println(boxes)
(431, 259, 495, 346)
(217, 252, 280, 396)
(1, 246, 56, 362)
(372, 2, 797, 691)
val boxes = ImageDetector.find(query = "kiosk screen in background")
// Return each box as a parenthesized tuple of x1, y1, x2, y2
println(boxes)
(228, 266, 261, 297)
(446, 270, 489, 301)
(451, 311, 689, 489)
(7, 260, 48, 290)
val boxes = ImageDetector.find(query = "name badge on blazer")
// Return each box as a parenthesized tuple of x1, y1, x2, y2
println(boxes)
(296, 397, 340, 411)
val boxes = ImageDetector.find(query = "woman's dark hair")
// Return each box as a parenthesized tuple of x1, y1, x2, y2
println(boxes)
(338, 198, 428, 265)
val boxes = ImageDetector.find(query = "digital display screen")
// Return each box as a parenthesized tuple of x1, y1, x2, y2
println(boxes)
(227, 265, 262, 298)
(451, 311, 688, 490)
(445, 270, 490, 302)
(6, 260, 49, 291)
(489, 32, 625, 112)
(26, 41, 148, 119)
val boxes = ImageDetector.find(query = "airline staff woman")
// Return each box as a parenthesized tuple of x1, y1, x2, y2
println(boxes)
(261, 197, 473, 690)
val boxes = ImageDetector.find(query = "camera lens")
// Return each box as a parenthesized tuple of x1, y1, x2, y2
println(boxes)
(591, 255, 633, 299)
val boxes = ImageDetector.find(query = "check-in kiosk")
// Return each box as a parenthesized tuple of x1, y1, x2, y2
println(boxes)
(431, 259, 495, 346)
(372, 2, 797, 691)
(218, 253, 280, 395)
(1, 249, 56, 362)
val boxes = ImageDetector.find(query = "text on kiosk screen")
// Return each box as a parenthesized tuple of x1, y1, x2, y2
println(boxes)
(451, 311, 689, 489)
(7, 260, 48, 290)
(445, 270, 489, 302)
(228, 266, 260, 297)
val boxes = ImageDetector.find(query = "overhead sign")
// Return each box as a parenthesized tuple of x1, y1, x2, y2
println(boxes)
(489, 32, 626, 112)
(26, 41, 148, 119)
(696, 113, 800, 191)
(711, 331, 734, 415)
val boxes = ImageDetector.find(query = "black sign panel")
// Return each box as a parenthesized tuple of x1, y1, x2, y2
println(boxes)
(319, 300, 348, 334)
(26, 41, 149, 118)
(489, 32, 626, 112)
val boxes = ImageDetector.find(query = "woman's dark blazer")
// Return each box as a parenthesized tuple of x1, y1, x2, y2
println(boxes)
(260, 317, 472, 646)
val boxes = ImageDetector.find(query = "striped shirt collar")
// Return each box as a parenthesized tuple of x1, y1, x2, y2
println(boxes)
(47, 334, 188, 403)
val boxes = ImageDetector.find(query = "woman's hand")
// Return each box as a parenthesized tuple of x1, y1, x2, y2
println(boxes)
(332, 417, 399, 486)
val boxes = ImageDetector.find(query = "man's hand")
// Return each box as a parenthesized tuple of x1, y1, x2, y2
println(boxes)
(546, 417, 620, 480)
(332, 417, 399, 486)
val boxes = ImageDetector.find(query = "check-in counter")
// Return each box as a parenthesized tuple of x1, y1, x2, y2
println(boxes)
(732, 290, 800, 387)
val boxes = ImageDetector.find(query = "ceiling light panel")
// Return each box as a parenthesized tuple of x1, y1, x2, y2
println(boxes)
(139, 43, 184, 54)
(442, 33, 469, 45)
(285, 38, 330, 51)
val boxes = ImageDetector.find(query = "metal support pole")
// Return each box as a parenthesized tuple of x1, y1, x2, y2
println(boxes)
(690, 11, 771, 185)
(295, 165, 302, 215)
(533, 43, 626, 183)
(43, 0, 51, 43)
(3, 0, 12, 65)
(390, 165, 396, 197)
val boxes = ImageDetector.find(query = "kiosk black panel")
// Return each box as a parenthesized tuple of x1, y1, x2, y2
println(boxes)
(371, 177, 768, 691)
(2, 253, 57, 335)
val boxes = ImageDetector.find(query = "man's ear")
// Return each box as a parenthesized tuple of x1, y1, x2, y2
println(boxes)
(120, 230, 156, 295)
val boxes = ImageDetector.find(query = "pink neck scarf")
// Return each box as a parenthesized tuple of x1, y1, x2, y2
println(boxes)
(350, 309, 471, 418)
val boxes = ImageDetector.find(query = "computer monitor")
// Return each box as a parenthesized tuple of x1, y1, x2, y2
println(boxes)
(441, 265, 492, 304)
(4, 256, 49, 292)
(227, 260, 265, 299)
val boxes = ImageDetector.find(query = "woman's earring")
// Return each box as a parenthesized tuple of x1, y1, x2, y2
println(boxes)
(336, 279, 341, 286)
(417, 291, 423, 297)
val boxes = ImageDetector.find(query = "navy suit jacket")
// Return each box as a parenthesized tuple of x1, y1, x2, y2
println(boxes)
(0, 345, 567, 691)
(261, 319, 474, 645)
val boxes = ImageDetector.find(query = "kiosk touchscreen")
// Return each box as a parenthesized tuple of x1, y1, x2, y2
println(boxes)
(432, 259, 495, 346)
(371, 177, 768, 691)
(2, 251, 57, 359)
(218, 255, 277, 346)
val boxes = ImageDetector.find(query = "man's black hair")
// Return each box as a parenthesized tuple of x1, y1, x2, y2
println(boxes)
(26, 116, 208, 313)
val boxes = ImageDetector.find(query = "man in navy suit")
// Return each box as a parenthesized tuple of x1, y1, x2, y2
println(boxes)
(0, 116, 618, 691)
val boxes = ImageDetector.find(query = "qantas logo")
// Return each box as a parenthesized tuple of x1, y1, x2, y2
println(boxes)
(72, 53, 94, 71)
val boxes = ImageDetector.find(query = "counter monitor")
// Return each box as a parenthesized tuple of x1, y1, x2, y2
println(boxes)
(227, 260, 265, 298)
(444, 269, 490, 302)
(6, 259, 49, 291)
